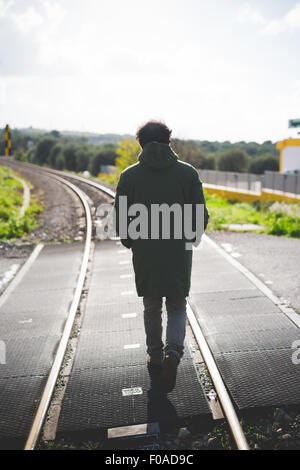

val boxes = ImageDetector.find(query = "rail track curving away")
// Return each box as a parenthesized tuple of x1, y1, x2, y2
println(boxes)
(20, 164, 250, 450)
(3, 159, 299, 451)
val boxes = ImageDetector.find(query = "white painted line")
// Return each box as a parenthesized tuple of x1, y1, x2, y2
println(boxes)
(122, 313, 137, 319)
(124, 344, 140, 349)
(121, 291, 134, 296)
(122, 387, 143, 396)
(14, 175, 30, 216)
(118, 249, 127, 254)
(119, 261, 130, 265)
(0, 244, 44, 310)
(107, 423, 149, 439)
(204, 234, 300, 329)
(0, 264, 20, 290)
(231, 252, 242, 258)
(221, 243, 233, 253)
(18, 319, 33, 324)
(120, 274, 133, 279)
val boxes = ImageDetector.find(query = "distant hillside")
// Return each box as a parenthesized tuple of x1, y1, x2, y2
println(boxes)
(1, 127, 279, 174)
(15, 128, 277, 154)
(17, 127, 134, 145)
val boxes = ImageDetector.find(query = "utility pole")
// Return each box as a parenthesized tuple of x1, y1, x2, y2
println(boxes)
(4, 124, 12, 156)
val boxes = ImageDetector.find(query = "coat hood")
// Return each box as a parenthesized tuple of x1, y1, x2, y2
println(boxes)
(139, 142, 178, 170)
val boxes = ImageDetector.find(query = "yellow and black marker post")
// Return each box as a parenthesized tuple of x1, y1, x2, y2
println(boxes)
(4, 124, 12, 156)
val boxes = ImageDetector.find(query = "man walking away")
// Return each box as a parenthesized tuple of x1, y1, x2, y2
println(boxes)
(114, 121, 209, 393)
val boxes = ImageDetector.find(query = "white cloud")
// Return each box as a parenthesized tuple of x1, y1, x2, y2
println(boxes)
(11, 6, 44, 34)
(0, 79, 6, 106)
(285, 3, 300, 28)
(261, 19, 286, 35)
(237, 2, 300, 35)
(0, 0, 14, 18)
(10, 0, 66, 34)
(43, 1, 66, 27)
(0, 0, 69, 75)
(236, 4, 265, 26)
(292, 80, 300, 100)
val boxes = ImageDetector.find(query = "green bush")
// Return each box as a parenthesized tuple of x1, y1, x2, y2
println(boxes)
(63, 143, 77, 171)
(76, 147, 92, 172)
(55, 154, 66, 170)
(15, 150, 28, 162)
(171, 139, 207, 168)
(89, 144, 117, 176)
(218, 149, 249, 173)
(203, 154, 216, 170)
(249, 154, 279, 174)
(49, 144, 63, 167)
(35, 137, 57, 165)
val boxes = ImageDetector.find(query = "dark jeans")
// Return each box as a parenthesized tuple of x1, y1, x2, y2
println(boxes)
(143, 297, 187, 364)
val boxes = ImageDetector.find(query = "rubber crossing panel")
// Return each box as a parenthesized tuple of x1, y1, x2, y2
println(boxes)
(190, 237, 300, 410)
(58, 240, 211, 435)
(0, 243, 83, 445)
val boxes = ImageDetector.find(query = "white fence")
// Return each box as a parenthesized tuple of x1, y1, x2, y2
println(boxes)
(198, 169, 300, 195)
(263, 171, 300, 195)
(198, 169, 261, 193)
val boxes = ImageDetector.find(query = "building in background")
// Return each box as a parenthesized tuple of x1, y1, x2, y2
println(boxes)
(276, 139, 300, 173)
(276, 120, 300, 173)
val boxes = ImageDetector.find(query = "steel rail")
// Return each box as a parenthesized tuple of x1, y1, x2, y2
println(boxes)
(42, 167, 116, 199)
(53, 170, 250, 451)
(24, 172, 93, 450)
(187, 302, 250, 450)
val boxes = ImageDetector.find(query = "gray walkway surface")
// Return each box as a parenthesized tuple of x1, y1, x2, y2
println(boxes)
(0, 243, 83, 444)
(189, 237, 300, 410)
(209, 232, 300, 312)
(57, 240, 211, 436)
(1, 234, 299, 445)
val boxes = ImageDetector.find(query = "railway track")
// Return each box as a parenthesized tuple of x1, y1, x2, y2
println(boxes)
(0, 159, 251, 450)
(13, 164, 249, 451)
(23, 170, 93, 450)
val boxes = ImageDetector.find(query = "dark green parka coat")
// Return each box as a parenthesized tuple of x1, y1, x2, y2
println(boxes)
(114, 142, 209, 298)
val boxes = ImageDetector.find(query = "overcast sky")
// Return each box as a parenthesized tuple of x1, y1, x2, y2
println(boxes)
(1, 0, 300, 142)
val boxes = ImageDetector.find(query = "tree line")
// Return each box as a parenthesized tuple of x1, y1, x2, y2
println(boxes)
(171, 139, 279, 174)
(0, 128, 279, 175)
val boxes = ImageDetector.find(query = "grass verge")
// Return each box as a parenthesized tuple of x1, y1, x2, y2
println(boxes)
(205, 193, 300, 238)
(0, 166, 42, 240)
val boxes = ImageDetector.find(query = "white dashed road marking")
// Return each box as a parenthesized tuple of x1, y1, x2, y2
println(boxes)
(122, 387, 143, 396)
(122, 313, 137, 319)
(121, 291, 134, 296)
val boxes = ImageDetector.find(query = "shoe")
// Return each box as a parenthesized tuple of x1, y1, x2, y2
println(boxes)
(158, 353, 179, 393)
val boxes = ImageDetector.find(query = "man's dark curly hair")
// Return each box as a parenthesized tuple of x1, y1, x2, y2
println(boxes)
(136, 120, 172, 148)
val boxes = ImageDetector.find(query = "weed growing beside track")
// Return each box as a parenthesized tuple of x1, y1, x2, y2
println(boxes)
(0, 166, 42, 240)
(205, 194, 300, 238)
